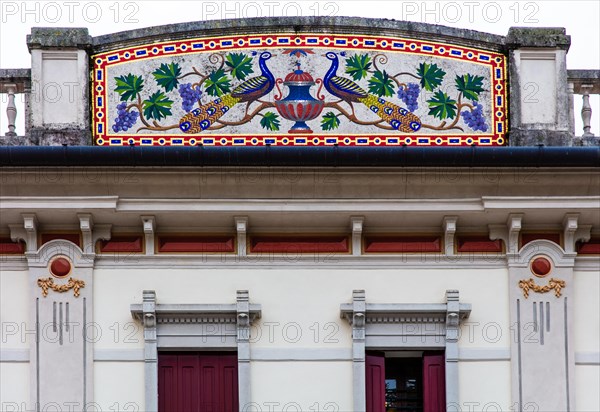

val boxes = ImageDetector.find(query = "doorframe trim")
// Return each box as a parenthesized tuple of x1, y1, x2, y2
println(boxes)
(340, 290, 471, 411)
(131, 290, 261, 412)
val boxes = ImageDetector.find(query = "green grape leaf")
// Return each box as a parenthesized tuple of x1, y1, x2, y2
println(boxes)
(427, 90, 458, 120)
(321, 112, 341, 131)
(205, 68, 232, 97)
(152, 63, 181, 93)
(114, 74, 144, 102)
(368, 70, 395, 97)
(417, 63, 446, 92)
(142, 91, 174, 121)
(344, 54, 372, 81)
(260, 112, 280, 131)
(225, 52, 255, 81)
(455, 74, 485, 102)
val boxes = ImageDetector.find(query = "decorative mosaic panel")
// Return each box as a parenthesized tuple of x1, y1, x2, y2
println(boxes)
(92, 34, 507, 146)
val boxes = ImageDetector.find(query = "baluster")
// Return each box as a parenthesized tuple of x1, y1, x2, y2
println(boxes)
(581, 85, 594, 137)
(567, 82, 575, 135)
(4, 84, 17, 136)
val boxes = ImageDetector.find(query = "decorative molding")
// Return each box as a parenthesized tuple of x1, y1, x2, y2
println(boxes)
(482, 196, 600, 210)
(37, 277, 85, 297)
(0, 349, 30, 363)
(93, 349, 145, 362)
(131, 303, 261, 325)
(518, 278, 566, 298)
(251, 348, 352, 362)
(0, 196, 119, 210)
(515, 240, 576, 267)
(458, 348, 511, 362)
(93, 254, 512, 269)
(574, 352, 600, 365)
(3, 196, 599, 213)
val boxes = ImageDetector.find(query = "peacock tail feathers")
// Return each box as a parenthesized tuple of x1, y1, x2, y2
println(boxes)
(358, 94, 421, 133)
(179, 94, 240, 134)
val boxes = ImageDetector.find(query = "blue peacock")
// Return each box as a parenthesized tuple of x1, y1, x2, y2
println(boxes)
(323, 52, 421, 133)
(179, 52, 275, 134)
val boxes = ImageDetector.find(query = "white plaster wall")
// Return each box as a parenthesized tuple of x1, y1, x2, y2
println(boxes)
(458, 361, 512, 410)
(0, 362, 30, 408)
(93, 267, 510, 350)
(573, 270, 600, 352)
(93, 362, 145, 411)
(0, 270, 30, 349)
(575, 365, 600, 411)
(250, 361, 353, 411)
(92, 266, 511, 408)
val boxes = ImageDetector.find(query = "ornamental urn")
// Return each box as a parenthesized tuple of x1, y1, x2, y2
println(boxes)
(275, 64, 325, 134)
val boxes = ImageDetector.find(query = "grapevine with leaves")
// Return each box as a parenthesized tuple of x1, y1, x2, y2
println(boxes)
(318, 52, 488, 132)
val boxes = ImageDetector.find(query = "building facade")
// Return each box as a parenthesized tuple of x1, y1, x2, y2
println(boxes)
(0, 17, 599, 412)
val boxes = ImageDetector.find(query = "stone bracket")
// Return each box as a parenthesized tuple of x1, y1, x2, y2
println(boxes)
(235, 216, 248, 256)
(444, 216, 458, 256)
(9, 213, 38, 252)
(489, 213, 523, 256)
(351, 216, 364, 256)
(141, 216, 156, 255)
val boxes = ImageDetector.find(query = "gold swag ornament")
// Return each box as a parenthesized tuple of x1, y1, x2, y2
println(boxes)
(37, 277, 85, 298)
(518, 278, 565, 299)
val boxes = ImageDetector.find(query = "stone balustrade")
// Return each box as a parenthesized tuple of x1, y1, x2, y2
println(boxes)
(568, 70, 600, 145)
(0, 69, 31, 143)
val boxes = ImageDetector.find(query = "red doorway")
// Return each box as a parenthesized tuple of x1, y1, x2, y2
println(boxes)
(366, 351, 445, 412)
(158, 352, 239, 412)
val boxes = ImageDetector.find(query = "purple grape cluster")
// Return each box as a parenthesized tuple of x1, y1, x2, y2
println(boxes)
(397, 83, 420, 112)
(112, 102, 139, 133)
(179, 83, 202, 112)
(462, 103, 488, 132)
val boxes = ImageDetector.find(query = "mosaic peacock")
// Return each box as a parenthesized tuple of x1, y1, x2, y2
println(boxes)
(323, 52, 421, 133)
(179, 52, 275, 133)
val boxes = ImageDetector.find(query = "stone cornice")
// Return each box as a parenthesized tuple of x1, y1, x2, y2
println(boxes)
(131, 303, 262, 325)
(340, 302, 471, 325)
(91, 17, 506, 54)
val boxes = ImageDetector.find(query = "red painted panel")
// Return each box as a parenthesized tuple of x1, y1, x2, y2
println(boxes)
(364, 236, 441, 253)
(158, 236, 235, 253)
(521, 233, 561, 247)
(158, 352, 238, 412)
(99, 236, 143, 253)
(577, 238, 600, 254)
(366, 353, 385, 412)
(0, 238, 25, 254)
(41, 233, 81, 248)
(250, 236, 349, 253)
(456, 236, 503, 252)
(158, 355, 178, 412)
(423, 352, 446, 412)
(179, 354, 200, 412)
